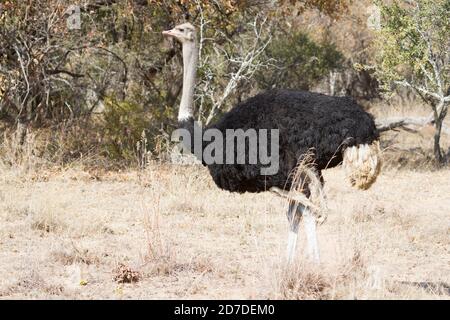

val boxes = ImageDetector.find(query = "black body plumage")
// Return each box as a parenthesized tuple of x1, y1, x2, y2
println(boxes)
(178, 89, 379, 193)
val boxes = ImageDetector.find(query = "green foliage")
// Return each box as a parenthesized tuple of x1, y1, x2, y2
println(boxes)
(374, 0, 450, 94)
(257, 32, 343, 90)
(277, 0, 349, 18)
(373, 0, 450, 163)
(101, 97, 149, 162)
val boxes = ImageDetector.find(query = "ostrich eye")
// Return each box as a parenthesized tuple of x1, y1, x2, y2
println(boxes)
(178, 28, 184, 32)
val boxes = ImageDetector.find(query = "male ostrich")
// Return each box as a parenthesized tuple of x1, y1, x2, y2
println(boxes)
(162, 23, 381, 263)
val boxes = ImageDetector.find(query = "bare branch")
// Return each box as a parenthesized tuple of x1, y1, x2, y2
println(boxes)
(394, 80, 442, 101)
(376, 115, 432, 132)
(376, 114, 450, 135)
(203, 15, 273, 125)
(13, 45, 30, 109)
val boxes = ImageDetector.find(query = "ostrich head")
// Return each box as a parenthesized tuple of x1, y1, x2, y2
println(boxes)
(162, 23, 196, 43)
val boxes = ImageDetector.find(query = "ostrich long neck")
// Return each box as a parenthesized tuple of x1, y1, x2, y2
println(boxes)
(177, 39, 204, 162)
(178, 41, 198, 122)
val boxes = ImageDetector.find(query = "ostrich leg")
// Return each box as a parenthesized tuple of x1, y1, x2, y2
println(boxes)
(271, 187, 321, 264)
(302, 206, 320, 263)
(286, 201, 302, 263)
(286, 202, 320, 264)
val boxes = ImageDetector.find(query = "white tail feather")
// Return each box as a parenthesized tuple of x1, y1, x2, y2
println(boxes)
(343, 141, 381, 190)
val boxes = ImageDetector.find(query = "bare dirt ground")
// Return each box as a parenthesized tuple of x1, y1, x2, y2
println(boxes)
(0, 163, 449, 299)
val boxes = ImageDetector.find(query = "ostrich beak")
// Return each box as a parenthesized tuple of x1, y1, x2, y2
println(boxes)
(162, 29, 175, 37)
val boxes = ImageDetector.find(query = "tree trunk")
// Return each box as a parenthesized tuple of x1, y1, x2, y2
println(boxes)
(432, 100, 448, 165)
(434, 117, 443, 164)
(16, 117, 28, 146)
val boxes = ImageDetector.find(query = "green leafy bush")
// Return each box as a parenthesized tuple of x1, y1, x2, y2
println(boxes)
(102, 96, 149, 162)
(258, 32, 343, 90)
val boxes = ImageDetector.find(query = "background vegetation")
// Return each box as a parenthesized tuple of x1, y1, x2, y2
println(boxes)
(0, 0, 449, 168)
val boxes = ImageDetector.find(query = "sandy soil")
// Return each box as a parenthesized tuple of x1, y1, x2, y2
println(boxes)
(0, 164, 449, 299)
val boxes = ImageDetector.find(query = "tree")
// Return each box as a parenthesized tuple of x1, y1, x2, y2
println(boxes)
(374, 0, 450, 164)
(256, 31, 343, 91)
(0, 0, 129, 127)
(148, 0, 350, 124)
(0, 0, 353, 163)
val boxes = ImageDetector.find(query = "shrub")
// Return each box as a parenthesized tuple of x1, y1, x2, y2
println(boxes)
(257, 32, 344, 90)
(101, 96, 149, 162)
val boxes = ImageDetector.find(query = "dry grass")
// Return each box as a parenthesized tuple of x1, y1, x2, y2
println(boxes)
(0, 160, 448, 299)
(288, 151, 328, 221)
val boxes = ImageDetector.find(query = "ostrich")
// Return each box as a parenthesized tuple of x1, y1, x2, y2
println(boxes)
(162, 23, 381, 263)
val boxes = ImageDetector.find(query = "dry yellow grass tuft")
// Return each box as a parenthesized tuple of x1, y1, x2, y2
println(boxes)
(113, 263, 141, 284)
(288, 151, 328, 222)
(275, 262, 332, 300)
